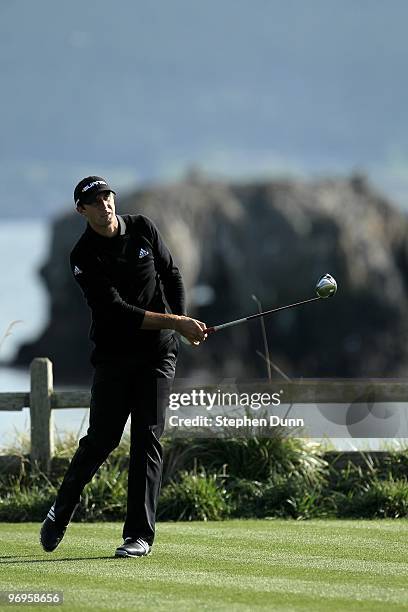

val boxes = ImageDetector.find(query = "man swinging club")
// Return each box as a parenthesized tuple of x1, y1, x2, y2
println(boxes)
(40, 176, 207, 557)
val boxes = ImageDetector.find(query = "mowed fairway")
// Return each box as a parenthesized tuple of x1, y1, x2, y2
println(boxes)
(0, 520, 408, 611)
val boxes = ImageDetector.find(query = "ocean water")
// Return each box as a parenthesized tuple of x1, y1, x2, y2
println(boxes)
(0, 220, 88, 448)
(0, 220, 49, 363)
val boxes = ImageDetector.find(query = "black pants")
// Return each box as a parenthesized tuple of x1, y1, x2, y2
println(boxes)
(52, 341, 178, 545)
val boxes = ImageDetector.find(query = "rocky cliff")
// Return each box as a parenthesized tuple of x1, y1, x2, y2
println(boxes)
(14, 175, 408, 384)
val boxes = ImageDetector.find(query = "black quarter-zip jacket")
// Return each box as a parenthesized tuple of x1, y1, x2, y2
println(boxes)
(70, 214, 186, 365)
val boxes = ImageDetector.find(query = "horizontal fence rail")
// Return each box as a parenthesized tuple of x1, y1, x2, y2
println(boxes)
(51, 391, 90, 410)
(0, 393, 30, 411)
(0, 358, 408, 472)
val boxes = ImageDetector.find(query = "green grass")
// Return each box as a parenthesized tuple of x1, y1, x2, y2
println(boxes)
(0, 520, 408, 611)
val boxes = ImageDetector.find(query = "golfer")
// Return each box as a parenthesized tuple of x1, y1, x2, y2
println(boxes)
(40, 176, 206, 557)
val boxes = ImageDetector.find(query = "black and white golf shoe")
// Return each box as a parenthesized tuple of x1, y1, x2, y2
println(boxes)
(115, 537, 151, 558)
(39, 505, 66, 552)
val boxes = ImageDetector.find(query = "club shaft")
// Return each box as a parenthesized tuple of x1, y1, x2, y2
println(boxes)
(246, 296, 321, 320)
(206, 296, 321, 334)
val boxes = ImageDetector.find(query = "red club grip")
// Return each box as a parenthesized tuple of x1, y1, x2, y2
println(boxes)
(204, 327, 215, 335)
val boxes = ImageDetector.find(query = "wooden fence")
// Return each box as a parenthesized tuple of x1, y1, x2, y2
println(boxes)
(0, 358, 90, 473)
(1, 357, 408, 473)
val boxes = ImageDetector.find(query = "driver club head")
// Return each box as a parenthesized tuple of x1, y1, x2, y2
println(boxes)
(315, 273, 337, 298)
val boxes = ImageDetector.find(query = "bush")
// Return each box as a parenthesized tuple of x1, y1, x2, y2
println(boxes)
(0, 454, 128, 522)
(160, 436, 330, 521)
(264, 474, 333, 519)
(3, 431, 408, 522)
(225, 478, 264, 518)
(326, 453, 377, 497)
(227, 474, 331, 520)
(380, 451, 408, 480)
(75, 456, 128, 522)
(0, 471, 57, 521)
(335, 477, 408, 518)
(158, 469, 229, 521)
(163, 436, 328, 486)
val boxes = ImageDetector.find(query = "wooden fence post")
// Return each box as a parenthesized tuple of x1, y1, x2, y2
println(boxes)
(30, 358, 54, 473)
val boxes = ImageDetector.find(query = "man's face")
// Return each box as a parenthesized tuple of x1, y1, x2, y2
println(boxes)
(77, 191, 116, 227)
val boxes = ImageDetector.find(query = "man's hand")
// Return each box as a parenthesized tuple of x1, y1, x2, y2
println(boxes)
(174, 316, 207, 346)
(141, 311, 207, 345)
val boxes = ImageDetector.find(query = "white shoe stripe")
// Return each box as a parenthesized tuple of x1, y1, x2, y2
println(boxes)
(135, 538, 150, 553)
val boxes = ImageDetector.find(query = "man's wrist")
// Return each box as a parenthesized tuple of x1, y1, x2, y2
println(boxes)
(141, 311, 183, 331)
(169, 314, 182, 332)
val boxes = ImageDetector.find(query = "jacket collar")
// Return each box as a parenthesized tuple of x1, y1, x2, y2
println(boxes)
(85, 214, 127, 240)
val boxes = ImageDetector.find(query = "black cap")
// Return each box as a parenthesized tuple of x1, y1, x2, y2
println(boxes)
(74, 176, 116, 207)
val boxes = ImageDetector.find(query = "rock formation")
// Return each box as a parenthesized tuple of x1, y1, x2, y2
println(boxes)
(14, 174, 408, 384)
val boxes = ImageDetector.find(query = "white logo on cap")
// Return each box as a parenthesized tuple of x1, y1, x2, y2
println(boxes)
(82, 180, 107, 193)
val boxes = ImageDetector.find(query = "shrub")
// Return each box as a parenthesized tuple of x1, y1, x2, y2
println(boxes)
(0, 471, 57, 521)
(163, 436, 328, 486)
(0, 454, 128, 522)
(76, 456, 128, 522)
(380, 450, 408, 480)
(327, 453, 377, 496)
(262, 474, 331, 519)
(3, 430, 408, 521)
(226, 478, 265, 518)
(228, 474, 331, 520)
(158, 469, 229, 521)
(335, 477, 408, 518)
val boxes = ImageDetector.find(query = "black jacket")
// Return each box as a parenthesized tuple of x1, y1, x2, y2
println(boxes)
(70, 214, 186, 365)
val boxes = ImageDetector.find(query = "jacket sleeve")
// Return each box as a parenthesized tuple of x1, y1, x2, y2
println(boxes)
(143, 217, 186, 316)
(70, 248, 146, 328)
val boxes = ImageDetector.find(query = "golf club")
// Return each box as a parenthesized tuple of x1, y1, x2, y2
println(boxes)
(203, 274, 337, 336)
